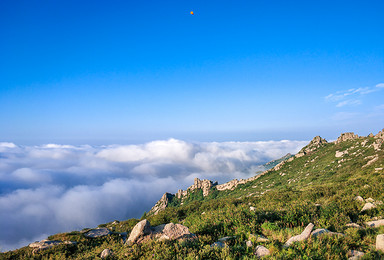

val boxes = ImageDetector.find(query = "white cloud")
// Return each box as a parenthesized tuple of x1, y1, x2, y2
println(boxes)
(0, 138, 308, 251)
(325, 83, 384, 107)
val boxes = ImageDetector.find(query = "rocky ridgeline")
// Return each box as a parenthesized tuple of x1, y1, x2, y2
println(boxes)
(149, 129, 384, 216)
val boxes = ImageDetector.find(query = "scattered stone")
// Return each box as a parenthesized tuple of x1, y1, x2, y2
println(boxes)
(354, 196, 364, 202)
(201, 212, 205, 215)
(249, 233, 269, 242)
(284, 223, 314, 247)
(345, 223, 362, 229)
(112, 220, 119, 225)
(218, 236, 234, 243)
(211, 241, 225, 248)
(101, 248, 112, 259)
(255, 245, 270, 257)
(311, 229, 344, 238)
(246, 240, 253, 247)
(366, 219, 384, 228)
(348, 249, 365, 259)
(360, 202, 376, 212)
(126, 219, 152, 245)
(335, 151, 347, 158)
(84, 228, 112, 238)
(366, 198, 375, 203)
(311, 228, 330, 237)
(376, 234, 384, 251)
(249, 206, 256, 211)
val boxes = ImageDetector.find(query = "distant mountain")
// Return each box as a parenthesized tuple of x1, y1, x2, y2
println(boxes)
(2, 129, 384, 259)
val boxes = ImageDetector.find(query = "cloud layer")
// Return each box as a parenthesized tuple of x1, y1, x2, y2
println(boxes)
(0, 139, 307, 251)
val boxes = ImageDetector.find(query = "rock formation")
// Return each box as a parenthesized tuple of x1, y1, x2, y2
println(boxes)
(295, 136, 327, 158)
(335, 132, 360, 144)
(149, 193, 175, 215)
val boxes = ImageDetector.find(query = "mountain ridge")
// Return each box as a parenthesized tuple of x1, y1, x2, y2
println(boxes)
(2, 128, 384, 259)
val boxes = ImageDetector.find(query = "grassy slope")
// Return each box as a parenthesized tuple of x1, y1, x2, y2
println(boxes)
(2, 136, 384, 259)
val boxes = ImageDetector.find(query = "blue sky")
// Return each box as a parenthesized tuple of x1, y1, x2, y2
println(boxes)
(1, 0, 383, 144)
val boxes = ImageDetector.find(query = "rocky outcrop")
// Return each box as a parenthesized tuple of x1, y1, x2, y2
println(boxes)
(284, 223, 314, 247)
(335, 132, 360, 144)
(149, 193, 175, 215)
(375, 129, 384, 140)
(84, 228, 111, 238)
(296, 136, 327, 158)
(126, 219, 196, 245)
(29, 240, 76, 252)
(176, 178, 218, 198)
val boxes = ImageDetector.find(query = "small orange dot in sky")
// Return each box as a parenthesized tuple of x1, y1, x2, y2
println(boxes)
(190, 11, 194, 15)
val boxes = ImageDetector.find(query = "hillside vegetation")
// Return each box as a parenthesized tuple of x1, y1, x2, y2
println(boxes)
(1, 130, 384, 259)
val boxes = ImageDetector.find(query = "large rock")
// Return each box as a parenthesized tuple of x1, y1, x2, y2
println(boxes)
(284, 223, 314, 247)
(255, 245, 270, 257)
(126, 219, 152, 245)
(156, 223, 196, 240)
(29, 240, 76, 252)
(366, 219, 384, 228)
(84, 228, 111, 238)
(126, 220, 196, 245)
(376, 234, 384, 251)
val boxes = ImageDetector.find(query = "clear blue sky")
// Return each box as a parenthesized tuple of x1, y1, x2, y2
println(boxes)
(1, 0, 383, 144)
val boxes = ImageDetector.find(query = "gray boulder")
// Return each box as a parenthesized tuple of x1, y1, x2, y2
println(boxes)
(376, 234, 384, 251)
(126, 219, 152, 245)
(284, 223, 314, 247)
(84, 228, 111, 238)
(100, 248, 112, 259)
(361, 202, 376, 212)
(348, 249, 365, 260)
(255, 245, 270, 257)
(311, 228, 344, 238)
(29, 240, 76, 252)
(366, 219, 384, 228)
(246, 240, 253, 247)
(211, 241, 225, 248)
(249, 233, 269, 242)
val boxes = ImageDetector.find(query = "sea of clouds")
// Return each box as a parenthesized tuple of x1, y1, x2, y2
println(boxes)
(0, 138, 308, 251)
